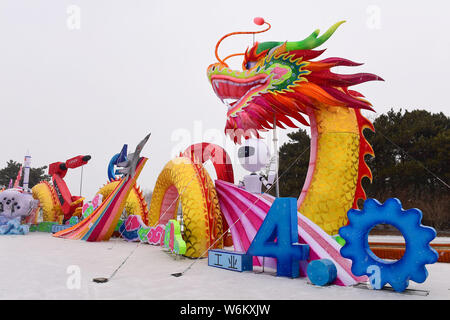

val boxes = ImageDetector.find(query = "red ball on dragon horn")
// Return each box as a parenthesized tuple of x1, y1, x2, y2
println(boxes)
(253, 17, 265, 25)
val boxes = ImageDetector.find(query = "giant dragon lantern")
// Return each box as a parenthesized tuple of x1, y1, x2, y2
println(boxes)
(207, 18, 383, 235)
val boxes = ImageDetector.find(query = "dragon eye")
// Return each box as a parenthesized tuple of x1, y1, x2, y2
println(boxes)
(245, 61, 257, 70)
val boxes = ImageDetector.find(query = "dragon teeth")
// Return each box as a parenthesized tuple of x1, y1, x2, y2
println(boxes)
(211, 76, 269, 106)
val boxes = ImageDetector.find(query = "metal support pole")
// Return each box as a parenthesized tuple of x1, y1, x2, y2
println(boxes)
(273, 115, 280, 198)
(80, 165, 84, 197)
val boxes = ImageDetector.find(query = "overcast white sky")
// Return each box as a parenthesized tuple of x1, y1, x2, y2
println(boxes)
(0, 0, 449, 199)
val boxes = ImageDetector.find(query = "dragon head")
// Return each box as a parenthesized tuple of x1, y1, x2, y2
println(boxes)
(207, 19, 383, 143)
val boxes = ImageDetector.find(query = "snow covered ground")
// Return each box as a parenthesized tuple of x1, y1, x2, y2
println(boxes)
(1, 233, 449, 300)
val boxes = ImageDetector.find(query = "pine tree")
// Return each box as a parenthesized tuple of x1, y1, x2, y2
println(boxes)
(0, 160, 51, 189)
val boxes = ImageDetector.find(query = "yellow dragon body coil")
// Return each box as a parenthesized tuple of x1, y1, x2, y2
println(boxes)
(96, 179, 150, 225)
(32, 179, 150, 225)
(31, 181, 63, 223)
(149, 157, 223, 258)
(299, 106, 360, 235)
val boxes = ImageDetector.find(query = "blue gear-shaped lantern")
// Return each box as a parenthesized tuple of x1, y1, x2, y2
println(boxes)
(339, 198, 438, 292)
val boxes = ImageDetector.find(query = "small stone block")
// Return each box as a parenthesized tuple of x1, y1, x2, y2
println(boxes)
(208, 249, 253, 272)
(51, 224, 72, 233)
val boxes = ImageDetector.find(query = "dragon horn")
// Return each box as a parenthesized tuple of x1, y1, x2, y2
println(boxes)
(286, 21, 346, 51)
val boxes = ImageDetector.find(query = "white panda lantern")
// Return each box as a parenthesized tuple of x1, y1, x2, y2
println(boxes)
(237, 138, 276, 194)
